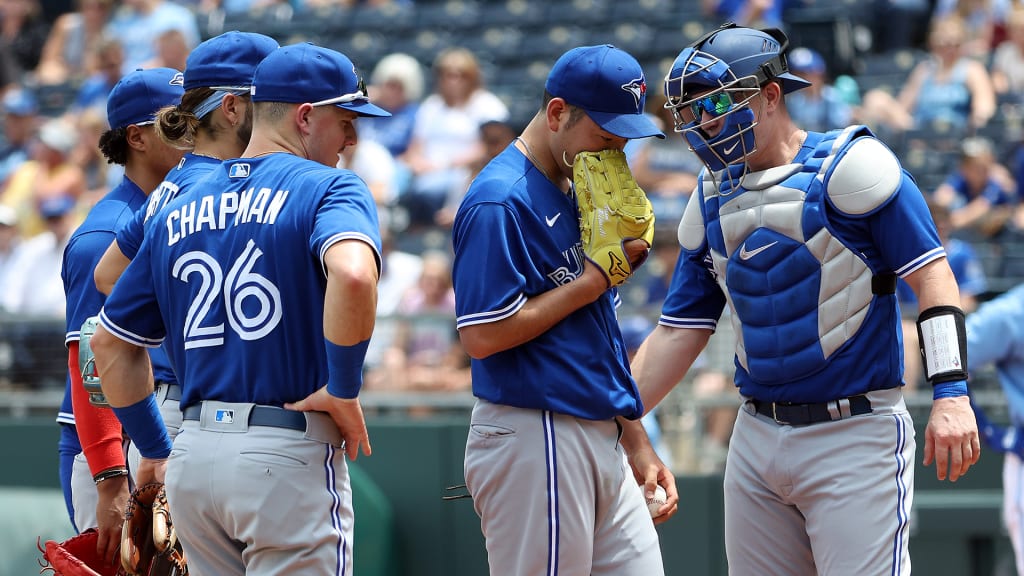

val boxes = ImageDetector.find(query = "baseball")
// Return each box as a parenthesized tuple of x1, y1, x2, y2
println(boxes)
(645, 485, 667, 518)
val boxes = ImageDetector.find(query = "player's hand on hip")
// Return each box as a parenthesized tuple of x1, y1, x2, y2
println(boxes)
(627, 444, 679, 524)
(94, 474, 129, 564)
(923, 395, 981, 482)
(286, 386, 372, 460)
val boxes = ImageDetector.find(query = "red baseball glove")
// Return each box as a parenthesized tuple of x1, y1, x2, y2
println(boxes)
(38, 528, 123, 576)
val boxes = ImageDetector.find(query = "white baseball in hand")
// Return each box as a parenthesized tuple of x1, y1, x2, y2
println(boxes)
(645, 485, 667, 518)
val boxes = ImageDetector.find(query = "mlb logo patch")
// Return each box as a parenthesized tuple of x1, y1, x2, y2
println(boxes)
(229, 163, 250, 178)
(215, 409, 234, 424)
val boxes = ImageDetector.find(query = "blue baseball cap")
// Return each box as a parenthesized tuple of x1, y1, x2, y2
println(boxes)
(2, 88, 37, 116)
(251, 43, 391, 118)
(788, 47, 826, 75)
(184, 31, 279, 91)
(545, 45, 664, 140)
(107, 68, 185, 130)
(39, 195, 76, 219)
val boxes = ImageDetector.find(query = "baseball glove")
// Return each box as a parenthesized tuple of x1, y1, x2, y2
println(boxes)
(573, 149, 655, 287)
(37, 528, 123, 576)
(121, 483, 187, 576)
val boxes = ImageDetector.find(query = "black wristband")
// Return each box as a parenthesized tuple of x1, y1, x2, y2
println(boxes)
(916, 305, 968, 385)
(93, 467, 129, 484)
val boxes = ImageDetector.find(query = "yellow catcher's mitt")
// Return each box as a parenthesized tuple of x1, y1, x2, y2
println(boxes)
(573, 149, 655, 287)
(121, 483, 187, 576)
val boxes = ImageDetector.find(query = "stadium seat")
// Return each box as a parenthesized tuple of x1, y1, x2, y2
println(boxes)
(544, 0, 613, 27)
(478, 0, 548, 27)
(517, 25, 589, 60)
(327, 31, 390, 71)
(454, 25, 523, 65)
(348, 2, 418, 34)
(588, 22, 656, 61)
(417, 0, 482, 34)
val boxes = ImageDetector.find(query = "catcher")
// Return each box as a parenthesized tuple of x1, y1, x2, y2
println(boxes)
(39, 483, 187, 575)
(451, 44, 677, 576)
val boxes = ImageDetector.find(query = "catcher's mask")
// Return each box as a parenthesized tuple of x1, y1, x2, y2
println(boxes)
(664, 23, 811, 174)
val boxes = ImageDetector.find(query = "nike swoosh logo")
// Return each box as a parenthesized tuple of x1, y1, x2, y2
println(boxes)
(723, 141, 739, 155)
(546, 213, 561, 227)
(738, 241, 777, 260)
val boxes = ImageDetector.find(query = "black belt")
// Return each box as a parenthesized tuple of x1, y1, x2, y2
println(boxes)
(156, 381, 181, 402)
(751, 394, 872, 425)
(182, 404, 306, 432)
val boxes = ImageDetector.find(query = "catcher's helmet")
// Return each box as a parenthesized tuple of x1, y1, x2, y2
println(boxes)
(663, 23, 809, 172)
(694, 25, 810, 95)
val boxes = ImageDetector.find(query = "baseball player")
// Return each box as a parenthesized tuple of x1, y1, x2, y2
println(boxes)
(963, 284, 1024, 574)
(89, 42, 390, 576)
(452, 44, 676, 576)
(94, 31, 279, 298)
(60, 67, 184, 561)
(90, 32, 278, 480)
(625, 24, 980, 574)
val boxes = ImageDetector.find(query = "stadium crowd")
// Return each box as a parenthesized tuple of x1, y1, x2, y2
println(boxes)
(0, 0, 1022, 473)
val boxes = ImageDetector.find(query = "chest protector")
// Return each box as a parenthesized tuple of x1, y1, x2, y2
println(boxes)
(699, 126, 894, 385)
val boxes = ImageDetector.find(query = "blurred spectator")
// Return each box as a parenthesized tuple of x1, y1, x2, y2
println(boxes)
(400, 47, 508, 228)
(0, 203, 21, 291)
(991, 4, 1024, 99)
(0, 86, 38, 186)
(0, 0, 49, 80)
(898, 201, 988, 388)
(68, 35, 123, 116)
(933, 136, 1017, 238)
(629, 93, 702, 226)
(932, 0, 1008, 55)
(70, 106, 123, 205)
(337, 138, 398, 228)
(785, 47, 853, 133)
(196, 0, 289, 14)
(0, 194, 76, 317)
(860, 15, 996, 134)
(702, 0, 786, 28)
(641, 226, 684, 308)
(871, 0, 934, 52)
(141, 28, 190, 71)
(1, 116, 84, 239)
(376, 225, 423, 318)
(362, 53, 425, 158)
(34, 0, 114, 86)
(435, 118, 516, 227)
(366, 250, 470, 394)
(104, 0, 199, 74)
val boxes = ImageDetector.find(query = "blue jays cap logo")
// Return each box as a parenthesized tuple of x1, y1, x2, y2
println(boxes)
(621, 77, 646, 112)
(170, 72, 184, 86)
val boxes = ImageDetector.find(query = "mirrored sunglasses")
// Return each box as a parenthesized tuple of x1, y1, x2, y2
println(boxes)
(689, 91, 734, 120)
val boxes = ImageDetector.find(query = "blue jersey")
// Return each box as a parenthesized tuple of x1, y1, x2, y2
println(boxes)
(662, 127, 944, 402)
(896, 238, 987, 307)
(452, 145, 643, 421)
(116, 153, 221, 260)
(968, 283, 1024, 425)
(99, 154, 382, 409)
(59, 178, 174, 423)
